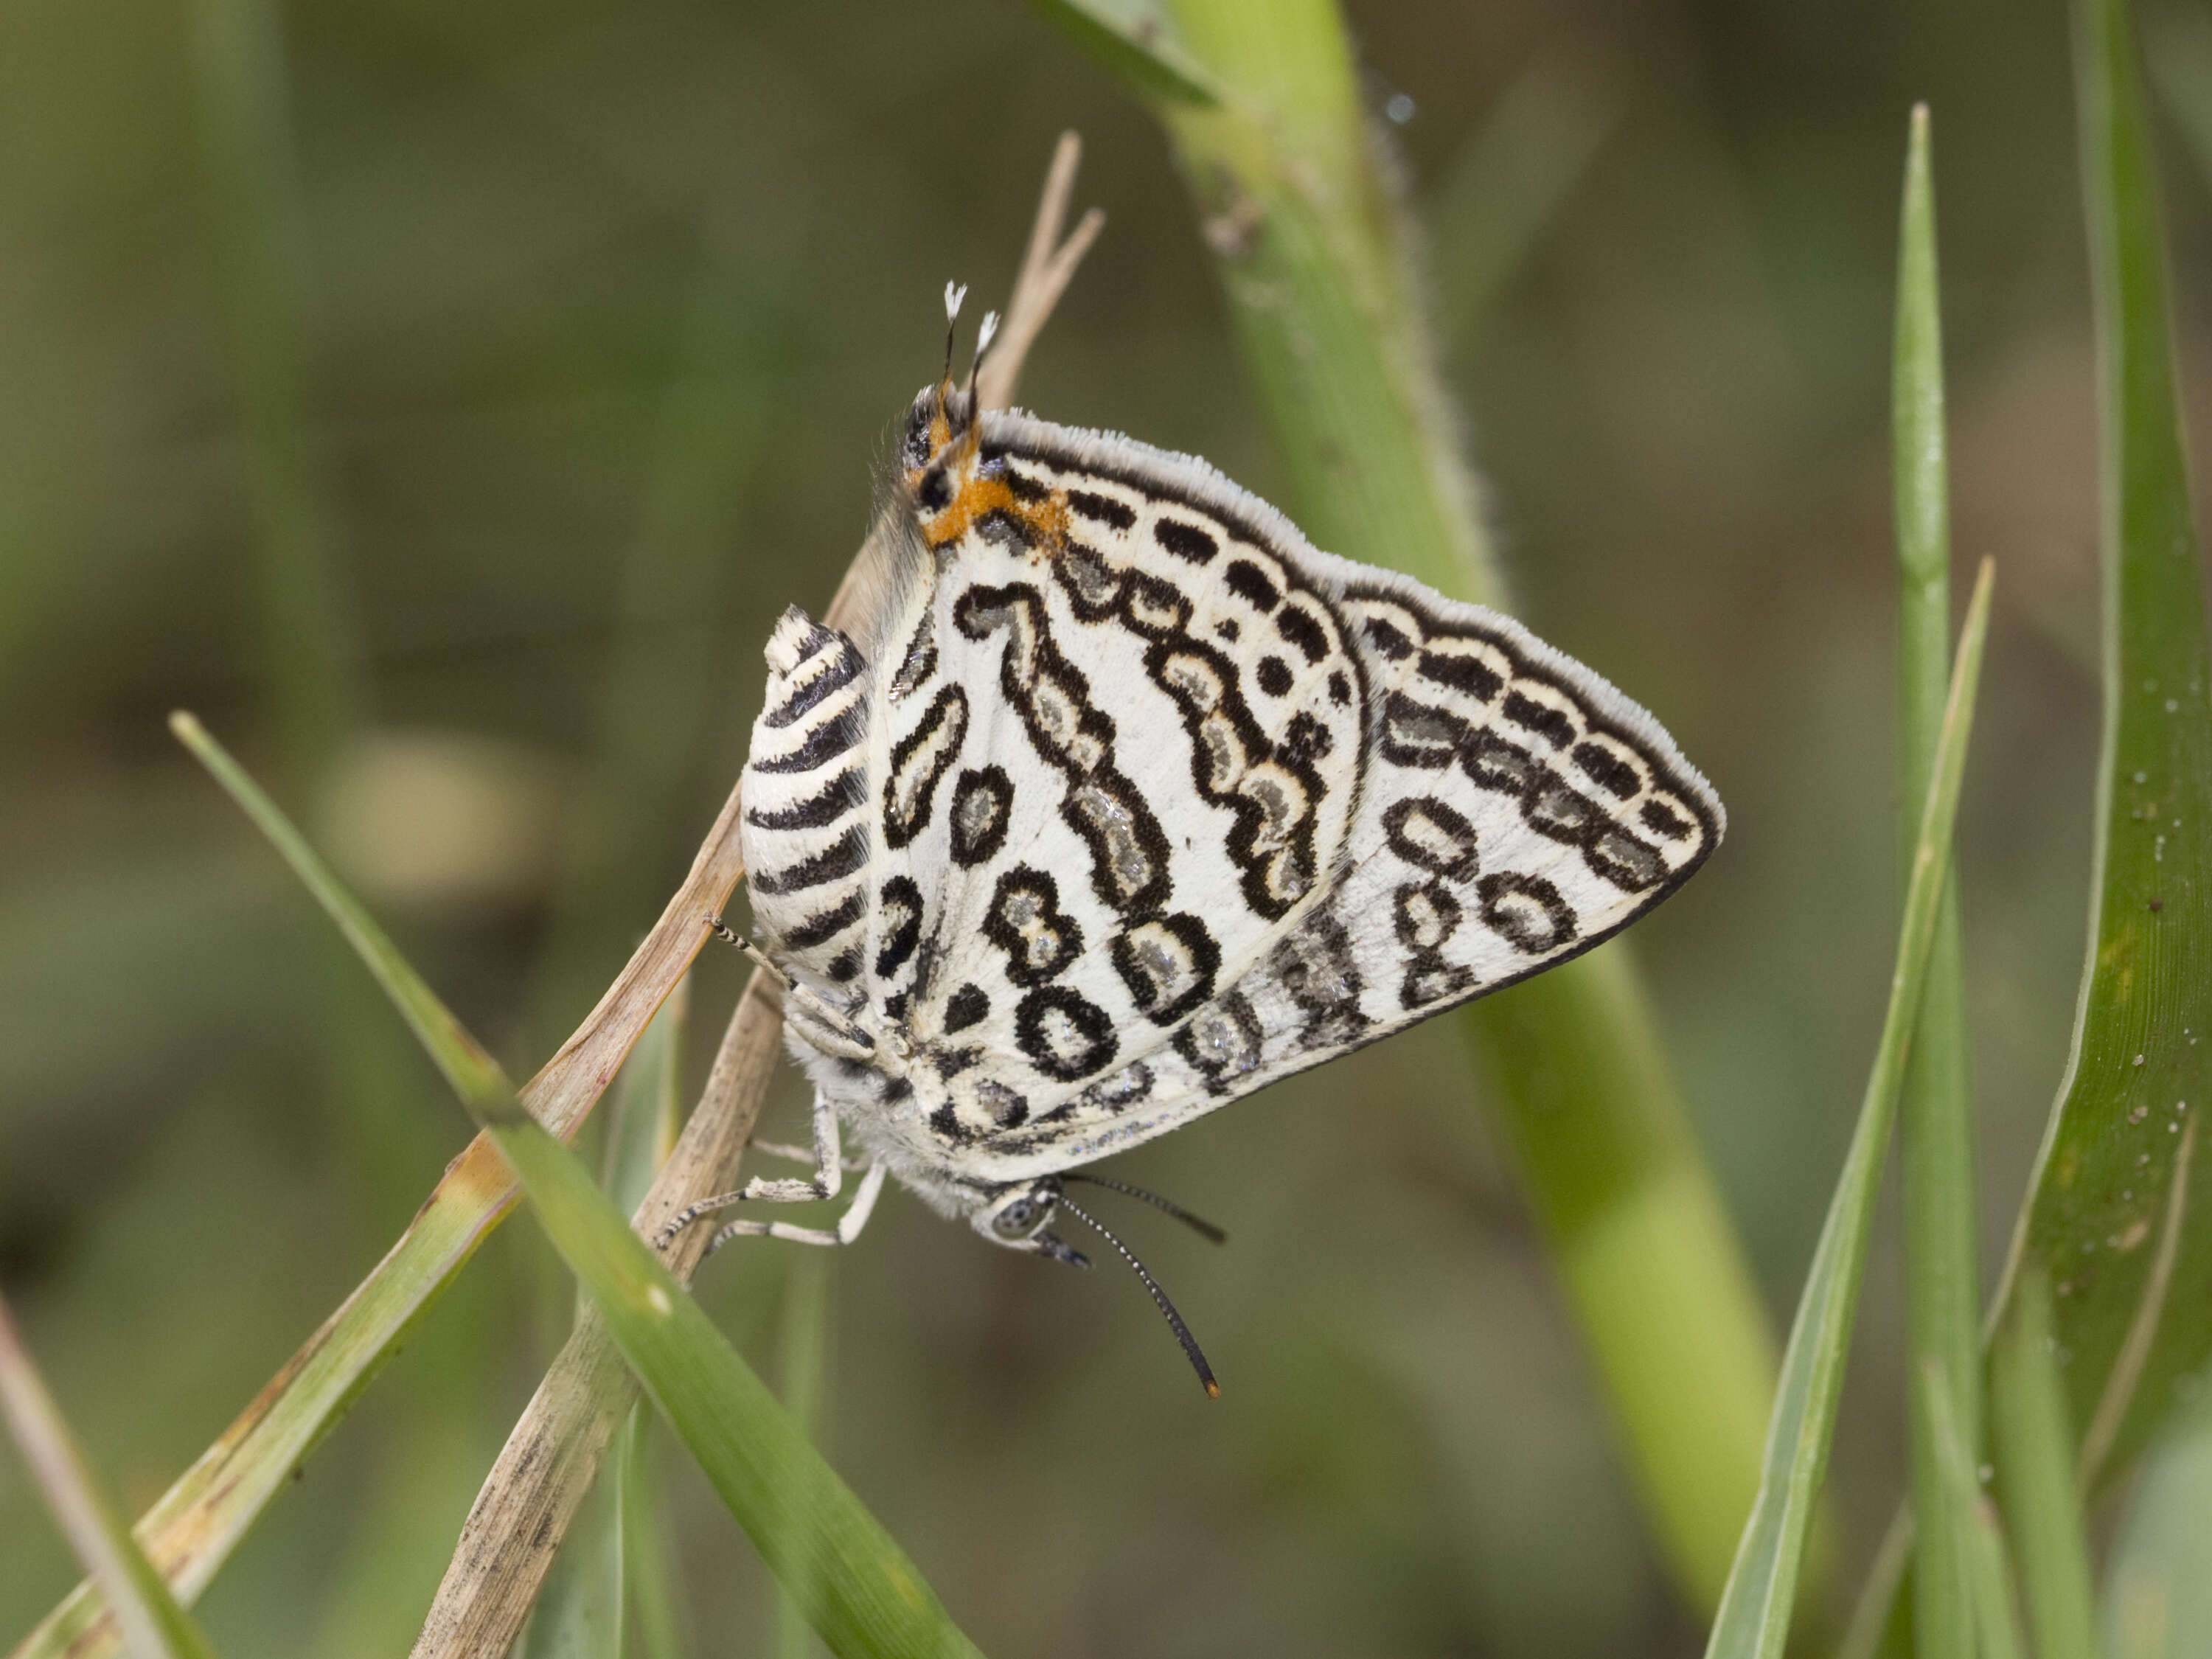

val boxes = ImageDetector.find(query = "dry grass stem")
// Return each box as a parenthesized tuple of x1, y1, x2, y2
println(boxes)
(975, 130, 1105, 413)
(10, 767, 754, 1659)
(408, 130, 1104, 1654)
(411, 973, 784, 1658)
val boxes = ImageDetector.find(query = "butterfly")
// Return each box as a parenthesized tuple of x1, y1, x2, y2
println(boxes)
(669, 291, 1724, 1392)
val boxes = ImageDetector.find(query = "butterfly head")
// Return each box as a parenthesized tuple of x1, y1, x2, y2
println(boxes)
(972, 1176, 1085, 1264)
(900, 374, 978, 502)
(901, 285, 1008, 543)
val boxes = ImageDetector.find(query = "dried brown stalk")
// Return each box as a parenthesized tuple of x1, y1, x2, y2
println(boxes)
(409, 972, 784, 1657)
(13, 751, 756, 1659)
(406, 135, 1101, 1658)
(975, 131, 1105, 414)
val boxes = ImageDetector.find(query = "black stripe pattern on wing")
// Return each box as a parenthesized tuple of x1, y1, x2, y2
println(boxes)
(740, 606, 877, 987)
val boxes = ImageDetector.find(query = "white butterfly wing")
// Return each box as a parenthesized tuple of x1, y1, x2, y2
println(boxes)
(742, 406, 1720, 1190)
(850, 430, 1371, 1147)
(883, 415, 1720, 1175)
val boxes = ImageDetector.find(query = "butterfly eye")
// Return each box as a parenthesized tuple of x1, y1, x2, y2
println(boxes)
(990, 1186, 1056, 1239)
(902, 397, 935, 469)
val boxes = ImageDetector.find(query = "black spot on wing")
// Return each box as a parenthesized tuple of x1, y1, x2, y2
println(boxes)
(1363, 615, 1415, 660)
(1478, 872, 1577, 953)
(1154, 518, 1218, 564)
(1572, 740, 1641, 799)
(1503, 689, 1575, 750)
(1275, 603, 1329, 664)
(1068, 489, 1135, 531)
(874, 876, 924, 979)
(1223, 559, 1279, 611)
(974, 508, 1034, 552)
(1417, 648, 1501, 703)
(949, 765, 1015, 867)
(1014, 986, 1119, 1081)
(1002, 465, 1051, 504)
(945, 982, 990, 1032)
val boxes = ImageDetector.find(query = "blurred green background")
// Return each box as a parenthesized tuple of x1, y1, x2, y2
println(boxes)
(4, 0, 2210, 1653)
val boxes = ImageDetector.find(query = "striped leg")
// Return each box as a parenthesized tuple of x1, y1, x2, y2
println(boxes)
(750, 1140, 871, 1172)
(655, 1093, 844, 1247)
(706, 1162, 888, 1254)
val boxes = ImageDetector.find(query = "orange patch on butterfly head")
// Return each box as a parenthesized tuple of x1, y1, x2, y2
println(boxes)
(903, 383, 1068, 554)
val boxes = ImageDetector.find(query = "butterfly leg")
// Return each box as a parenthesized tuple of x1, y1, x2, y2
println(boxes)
(655, 1096, 845, 1247)
(705, 1162, 888, 1255)
(748, 1139, 871, 1172)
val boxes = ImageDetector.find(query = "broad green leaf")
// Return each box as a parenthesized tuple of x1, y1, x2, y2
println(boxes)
(1703, 560, 1994, 1659)
(1989, 0, 2212, 1489)
(1891, 102, 1981, 1659)
(0, 1293, 222, 1659)
(171, 718, 984, 1659)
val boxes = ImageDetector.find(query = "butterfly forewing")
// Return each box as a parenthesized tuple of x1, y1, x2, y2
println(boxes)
(855, 430, 1371, 1144)
(742, 403, 1722, 1183)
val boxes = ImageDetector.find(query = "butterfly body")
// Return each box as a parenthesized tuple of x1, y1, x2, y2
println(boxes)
(732, 377, 1723, 1258)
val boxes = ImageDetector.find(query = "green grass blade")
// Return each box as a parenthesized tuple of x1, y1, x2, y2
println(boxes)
(184, 0, 359, 772)
(1703, 559, 1994, 1659)
(1989, 1268, 2100, 1659)
(410, 975, 781, 1659)
(169, 721, 984, 1659)
(518, 999, 687, 1659)
(1891, 102, 1982, 1659)
(0, 1292, 222, 1659)
(2144, 4, 2212, 198)
(168, 712, 515, 1119)
(1427, 41, 1622, 354)
(515, 1469, 627, 1659)
(482, 1113, 983, 1659)
(1987, 0, 2212, 1490)
(776, 1256, 832, 1659)
(1921, 1363, 2028, 1659)
(1022, 0, 1222, 105)
(606, 992, 685, 1227)
(619, 1409, 691, 1659)
(1052, 0, 1780, 1609)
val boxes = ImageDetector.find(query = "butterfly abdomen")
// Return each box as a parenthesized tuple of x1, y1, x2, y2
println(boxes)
(741, 607, 875, 990)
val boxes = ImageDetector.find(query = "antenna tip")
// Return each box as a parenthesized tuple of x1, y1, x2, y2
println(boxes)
(1202, 1377, 1221, 1399)
(944, 280, 968, 321)
(976, 309, 1001, 358)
